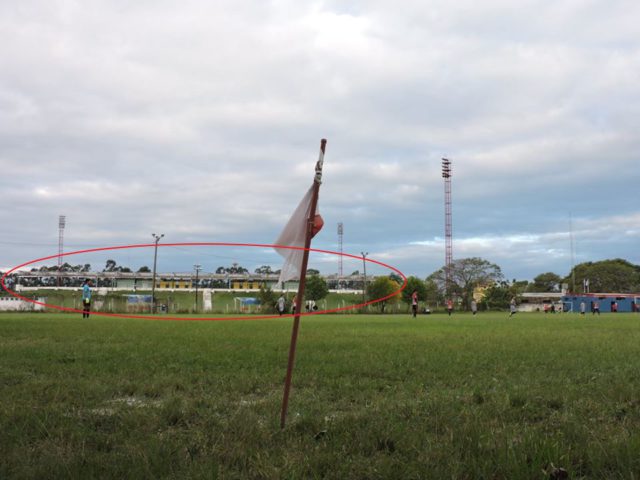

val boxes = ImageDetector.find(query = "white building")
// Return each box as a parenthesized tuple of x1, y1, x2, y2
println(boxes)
(0, 296, 46, 311)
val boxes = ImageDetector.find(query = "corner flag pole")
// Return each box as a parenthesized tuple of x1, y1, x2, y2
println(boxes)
(280, 138, 326, 429)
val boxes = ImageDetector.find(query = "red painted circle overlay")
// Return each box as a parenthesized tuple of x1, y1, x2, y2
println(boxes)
(1, 243, 407, 321)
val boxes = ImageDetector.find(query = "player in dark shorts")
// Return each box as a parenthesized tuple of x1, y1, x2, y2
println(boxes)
(82, 279, 92, 318)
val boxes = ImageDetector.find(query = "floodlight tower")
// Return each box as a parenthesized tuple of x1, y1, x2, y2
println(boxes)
(337, 222, 344, 278)
(442, 158, 453, 298)
(57, 215, 66, 287)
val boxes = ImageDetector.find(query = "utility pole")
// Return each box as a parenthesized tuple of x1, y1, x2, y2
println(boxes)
(361, 251, 368, 304)
(151, 233, 164, 312)
(569, 213, 576, 293)
(337, 222, 344, 279)
(193, 264, 202, 312)
(57, 215, 66, 287)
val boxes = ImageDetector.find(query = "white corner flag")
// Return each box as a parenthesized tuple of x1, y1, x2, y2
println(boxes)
(274, 185, 324, 286)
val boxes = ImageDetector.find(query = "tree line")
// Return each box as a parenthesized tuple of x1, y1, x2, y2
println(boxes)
(421, 257, 640, 311)
(274, 257, 640, 313)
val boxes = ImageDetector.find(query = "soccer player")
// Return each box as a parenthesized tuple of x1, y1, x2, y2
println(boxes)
(411, 290, 418, 318)
(509, 297, 517, 317)
(82, 279, 92, 318)
(446, 299, 453, 316)
(471, 299, 478, 316)
(277, 294, 286, 316)
(592, 301, 600, 315)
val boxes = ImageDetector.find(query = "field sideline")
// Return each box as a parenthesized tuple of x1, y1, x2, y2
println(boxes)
(1, 312, 640, 479)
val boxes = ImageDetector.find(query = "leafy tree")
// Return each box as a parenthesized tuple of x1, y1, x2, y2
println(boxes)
(428, 257, 503, 310)
(528, 272, 562, 292)
(305, 275, 328, 302)
(563, 259, 640, 293)
(103, 259, 117, 272)
(511, 279, 529, 296)
(231, 263, 249, 274)
(137, 266, 151, 273)
(257, 286, 278, 313)
(306, 268, 320, 275)
(216, 263, 249, 274)
(367, 277, 400, 313)
(423, 278, 442, 307)
(255, 265, 274, 274)
(482, 281, 512, 310)
(401, 276, 427, 308)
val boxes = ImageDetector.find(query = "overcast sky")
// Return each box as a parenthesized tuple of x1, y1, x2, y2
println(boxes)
(1, 0, 639, 281)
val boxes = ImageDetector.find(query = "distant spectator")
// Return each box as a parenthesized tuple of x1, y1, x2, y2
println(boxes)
(592, 300, 600, 315)
(580, 301, 586, 315)
(471, 300, 478, 316)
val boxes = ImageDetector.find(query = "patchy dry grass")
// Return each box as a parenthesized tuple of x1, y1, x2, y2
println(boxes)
(1, 312, 640, 478)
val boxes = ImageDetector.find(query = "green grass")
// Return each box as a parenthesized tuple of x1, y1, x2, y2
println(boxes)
(1, 312, 640, 479)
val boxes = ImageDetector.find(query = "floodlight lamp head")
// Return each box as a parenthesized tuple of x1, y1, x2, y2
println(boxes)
(442, 158, 452, 178)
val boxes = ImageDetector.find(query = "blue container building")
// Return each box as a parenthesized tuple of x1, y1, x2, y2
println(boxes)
(562, 293, 640, 313)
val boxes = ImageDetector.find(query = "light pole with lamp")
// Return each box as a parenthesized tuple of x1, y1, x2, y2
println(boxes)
(193, 264, 202, 313)
(151, 233, 164, 312)
(361, 252, 368, 305)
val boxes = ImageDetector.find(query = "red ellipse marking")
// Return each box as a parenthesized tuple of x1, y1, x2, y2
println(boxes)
(1, 243, 407, 321)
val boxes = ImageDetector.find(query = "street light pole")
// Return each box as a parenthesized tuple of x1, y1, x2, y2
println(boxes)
(361, 252, 368, 305)
(151, 233, 164, 313)
(193, 264, 201, 313)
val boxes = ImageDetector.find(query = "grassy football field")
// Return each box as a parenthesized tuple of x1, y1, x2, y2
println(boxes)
(1, 311, 639, 479)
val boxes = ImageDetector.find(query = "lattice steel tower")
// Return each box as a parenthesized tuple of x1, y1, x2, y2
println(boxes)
(442, 159, 453, 296)
(58, 215, 66, 287)
(337, 222, 344, 277)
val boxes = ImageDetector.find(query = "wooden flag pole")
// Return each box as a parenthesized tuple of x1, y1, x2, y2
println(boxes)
(280, 138, 326, 429)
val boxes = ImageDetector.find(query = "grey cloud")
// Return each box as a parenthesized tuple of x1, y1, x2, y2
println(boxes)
(1, 0, 639, 281)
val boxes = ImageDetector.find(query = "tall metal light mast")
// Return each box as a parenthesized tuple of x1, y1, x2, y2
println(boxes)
(337, 222, 344, 277)
(442, 158, 453, 297)
(58, 215, 66, 287)
(151, 233, 164, 312)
